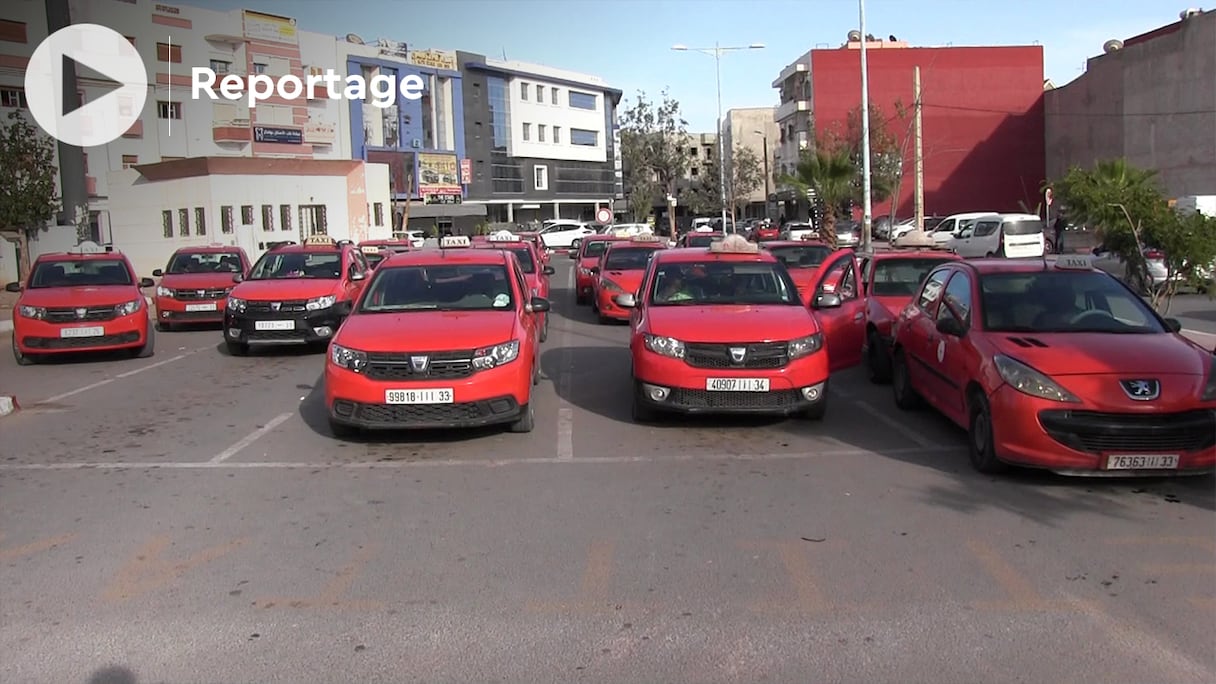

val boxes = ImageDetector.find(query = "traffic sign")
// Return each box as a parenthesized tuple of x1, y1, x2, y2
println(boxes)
(595, 207, 613, 224)
(1045, 188, 1054, 206)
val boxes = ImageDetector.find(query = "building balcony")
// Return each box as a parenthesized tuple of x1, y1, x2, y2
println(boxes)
(775, 99, 810, 123)
(122, 119, 143, 138)
(213, 123, 251, 143)
(771, 61, 808, 89)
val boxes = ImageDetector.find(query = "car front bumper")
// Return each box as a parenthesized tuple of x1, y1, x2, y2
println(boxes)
(15, 312, 148, 354)
(632, 347, 829, 416)
(224, 305, 348, 346)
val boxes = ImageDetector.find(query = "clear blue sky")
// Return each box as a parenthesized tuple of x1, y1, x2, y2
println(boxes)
(200, 0, 1176, 131)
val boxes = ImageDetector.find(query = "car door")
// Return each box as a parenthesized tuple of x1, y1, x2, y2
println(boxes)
(513, 263, 539, 362)
(344, 249, 369, 304)
(951, 225, 975, 256)
(809, 250, 866, 372)
(971, 220, 1001, 257)
(902, 267, 951, 405)
(932, 218, 956, 244)
(930, 270, 977, 423)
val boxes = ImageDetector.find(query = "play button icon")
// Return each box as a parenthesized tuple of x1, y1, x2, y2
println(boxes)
(25, 23, 149, 147)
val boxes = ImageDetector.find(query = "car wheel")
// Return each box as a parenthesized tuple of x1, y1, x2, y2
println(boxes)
(328, 419, 358, 439)
(865, 330, 892, 384)
(155, 320, 171, 332)
(225, 340, 248, 356)
(967, 390, 1008, 474)
(631, 382, 658, 423)
(509, 402, 535, 433)
(12, 336, 37, 366)
(134, 328, 155, 358)
(892, 349, 922, 410)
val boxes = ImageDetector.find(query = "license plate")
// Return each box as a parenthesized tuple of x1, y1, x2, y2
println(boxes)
(706, 378, 770, 392)
(385, 388, 454, 404)
(1106, 454, 1180, 470)
(185, 303, 218, 312)
(254, 320, 295, 331)
(59, 326, 104, 338)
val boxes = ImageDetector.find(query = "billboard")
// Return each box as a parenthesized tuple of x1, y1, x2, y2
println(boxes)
(253, 126, 301, 144)
(368, 150, 417, 196)
(418, 153, 462, 203)
(243, 10, 298, 44)
(407, 49, 457, 72)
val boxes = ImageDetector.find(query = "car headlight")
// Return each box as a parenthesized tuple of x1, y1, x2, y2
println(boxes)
(306, 295, 337, 311)
(156, 286, 174, 297)
(18, 305, 45, 320)
(644, 334, 685, 359)
(601, 278, 625, 293)
(1201, 355, 1216, 401)
(330, 343, 367, 372)
(473, 340, 519, 369)
(787, 333, 824, 359)
(114, 298, 143, 317)
(993, 354, 1080, 403)
(227, 296, 247, 313)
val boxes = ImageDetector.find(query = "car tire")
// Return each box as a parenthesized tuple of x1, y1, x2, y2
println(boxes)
(892, 349, 922, 410)
(328, 419, 358, 439)
(155, 320, 171, 332)
(134, 328, 155, 358)
(865, 330, 892, 384)
(509, 403, 535, 433)
(225, 340, 248, 356)
(12, 336, 37, 366)
(967, 390, 1008, 474)
(631, 381, 658, 423)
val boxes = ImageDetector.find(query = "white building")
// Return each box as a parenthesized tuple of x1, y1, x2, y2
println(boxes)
(107, 157, 391, 277)
(722, 107, 779, 218)
(771, 51, 814, 182)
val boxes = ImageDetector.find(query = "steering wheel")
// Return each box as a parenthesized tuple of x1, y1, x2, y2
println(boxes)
(1068, 309, 1115, 325)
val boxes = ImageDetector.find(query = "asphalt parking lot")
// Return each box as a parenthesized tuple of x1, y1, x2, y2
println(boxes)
(1, 260, 1214, 684)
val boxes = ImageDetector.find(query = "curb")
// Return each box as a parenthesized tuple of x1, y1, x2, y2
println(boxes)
(0, 395, 17, 417)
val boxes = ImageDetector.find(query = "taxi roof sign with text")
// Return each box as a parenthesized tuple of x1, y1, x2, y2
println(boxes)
(68, 240, 109, 254)
(303, 235, 337, 247)
(1054, 254, 1093, 270)
(440, 236, 472, 248)
(488, 231, 521, 243)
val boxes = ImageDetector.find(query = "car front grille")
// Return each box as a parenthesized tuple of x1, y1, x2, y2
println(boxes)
(45, 306, 117, 323)
(331, 396, 520, 426)
(666, 388, 803, 410)
(363, 350, 475, 380)
(173, 288, 228, 300)
(684, 342, 789, 370)
(1039, 409, 1216, 454)
(245, 299, 309, 314)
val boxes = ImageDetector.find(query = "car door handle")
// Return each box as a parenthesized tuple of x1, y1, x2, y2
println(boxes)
(853, 311, 864, 322)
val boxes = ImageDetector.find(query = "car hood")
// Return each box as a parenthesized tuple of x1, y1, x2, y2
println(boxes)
(989, 332, 1209, 377)
(19, 286, 142, 308)
(231, 279, 342, 301)
(159, 273, 240, 290)
(649, 305, 816, 342)
(601, 269, 645, 290)
(338, 311, 517, 352)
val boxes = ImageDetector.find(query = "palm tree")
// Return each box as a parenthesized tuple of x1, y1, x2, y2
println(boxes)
(778, 147, 857, 248)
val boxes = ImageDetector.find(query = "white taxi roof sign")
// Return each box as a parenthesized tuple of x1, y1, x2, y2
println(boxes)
(68, 240, 107, 254)
(440, 236, 472, 248)
(487, 230, 521, 242)
(1055, 254, 1093, 270)
(709, 234, 759, 254)
(360, 245, 383, 254)
(303, 235, 336, 246)
(630, 233, 661, 243)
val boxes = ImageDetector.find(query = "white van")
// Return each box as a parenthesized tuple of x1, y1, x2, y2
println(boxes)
(949, 213, 1045, 259)
(929, 212, 996, 247)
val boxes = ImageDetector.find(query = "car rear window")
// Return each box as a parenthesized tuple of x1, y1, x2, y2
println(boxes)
(582, 241, 611, 258)
(767, 245, 832, 270)
(1003, 219, 1044, 236)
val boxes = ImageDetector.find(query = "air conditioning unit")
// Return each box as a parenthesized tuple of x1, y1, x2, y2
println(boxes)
(411, 139, 421, 148)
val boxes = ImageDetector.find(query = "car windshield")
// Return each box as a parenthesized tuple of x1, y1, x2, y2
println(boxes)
(767, 245, 832, 270)
(359, 264, 515, 312)
(166, 251, 243, 274)
(29, 259, 133, 288)
(582, 241, 612, 258)
(980, 271, 1164, 334)
(363, 252, 385, 268)
(249, 251, 341, 279)
(871, 258, 955, 296)
(604, 247, 659, 270)
(650, 261, 800, 306)
(1003, 219, 1044, 236)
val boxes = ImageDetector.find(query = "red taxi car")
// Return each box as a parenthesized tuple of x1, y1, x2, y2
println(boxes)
(473, 231, 555, 342)
(890, 254, 1216, 475)
(358, 239, 413, 270)
(152, 244, 250, 331)
(514, 232, 550, 264)
(678, 231, 725, 248)
(6, 241, 156, 364)
(857, 249, 961, 382)
(750, 223, 780, 242)
(571, 235, 624, 304)
(324, 235, 549, 436)
(224, 235, 371, 355)
(614, 235, 866, 421)
(590, 234, 667, 323)
(762, 238, 834, 304)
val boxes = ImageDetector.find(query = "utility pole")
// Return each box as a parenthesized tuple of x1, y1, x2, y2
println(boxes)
(913, 65, 924, 230)
(45, 0, 88, 235)
(858, 0, 873, 250)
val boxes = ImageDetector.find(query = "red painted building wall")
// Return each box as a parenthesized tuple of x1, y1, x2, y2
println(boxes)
(811, 45, 1045, 217)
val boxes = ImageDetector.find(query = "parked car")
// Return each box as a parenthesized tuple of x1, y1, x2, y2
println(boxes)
(948, 213, 1045, 259)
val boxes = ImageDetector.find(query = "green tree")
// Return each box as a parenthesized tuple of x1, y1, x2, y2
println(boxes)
(0, 110, 59, 282)
(823, 102, 906, 207)
(778, 144, 857, 248)
(620, 89, 690, 235)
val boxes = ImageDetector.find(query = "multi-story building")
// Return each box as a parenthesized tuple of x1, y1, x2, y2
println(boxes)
(721, 107, 779, 219)
(457, 52, 622, 227)
(1045, 9, 1214, 199)
(771, 36, 1045, 221)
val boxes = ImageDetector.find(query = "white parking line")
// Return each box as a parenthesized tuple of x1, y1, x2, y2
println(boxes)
(209, 412, 294, 463)
(1182, 328, 1216, 346)
(0, 445, 970, 470)
(557, 407, 574, 460)
(38, 350, 198, 404)
(850, 399, 940, 448)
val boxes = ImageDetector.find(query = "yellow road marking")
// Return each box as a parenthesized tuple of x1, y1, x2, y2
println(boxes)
(102, 535, 248, 603)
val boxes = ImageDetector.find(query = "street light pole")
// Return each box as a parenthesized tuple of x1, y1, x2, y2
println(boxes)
(754, 129, 770, 220)
(858, 0, 874, 251)
(672, 42, 765, 234)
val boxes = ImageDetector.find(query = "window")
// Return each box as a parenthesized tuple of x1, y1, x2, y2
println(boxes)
(240, 205, 254, 224)
(522, 122, 531, 141)
(156, 42, 182, 63)
(255, 105, 293, 125)
(553, 126, 561, 144)
(487, 76, 511, 152)
(373, 202, 384, 226)
(194, 207, 206, 236)
(209, 59, 231, 73)
(537, 124, 546, 143)
(121, 154, 138, 169)
(162, 156, 184, 161)
(0, 19, 28, 44)
(252, 62, 268, 74)
(299, 204, 327, 236)
(690, 167, 699, 176)
(869, 258, 954, 297)
(161, 210, 173, 239)
(157, 101, 182, 119)
(0, 87, 27, 108)
(280, 204, 292, 232)
(178, 209, 189, 236)
(918, 269, 950, 312)
(551, 87, 559, 105)
(534, 165, 548, 191)
(570, 128, 598, 146)
(819, 258, 858, 300)
(973, 220, 999, 237)
(221, 206, 234, 234)
(568, 91, 597, 110)
(261, 205, 274, 231)
(520, 81, 529, 100)
(491, 157, 524, 193)
(535, 84, 543, 101)
(939, 272, 973, 327)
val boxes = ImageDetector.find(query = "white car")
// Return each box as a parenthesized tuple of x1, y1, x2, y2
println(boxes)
(538, 221, 596, 250)
(949, 213, 1045, 259)
(928, 212, 995, 248)
(782, 222, 817, 241)
(606, 223, 652, 238)
(404, 230, 425, 248)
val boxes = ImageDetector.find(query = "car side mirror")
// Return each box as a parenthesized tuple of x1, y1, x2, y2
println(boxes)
(936, 316, 965, 337)
(350, 270, 366, 281)
(152, 268, 164, 277)
(232, 273, 244, 283)
(813, 292, 842, 309)
(542, 265, 556, 276)
(1163, 317, 1182, 333)
(569, 250, 579, 259)
(528, 296, 551, 313)
(589, 266, 600, 275)
(4, 282, 21, 293)
(614, 293, 636, 308)
(139, 277, 156, 288)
